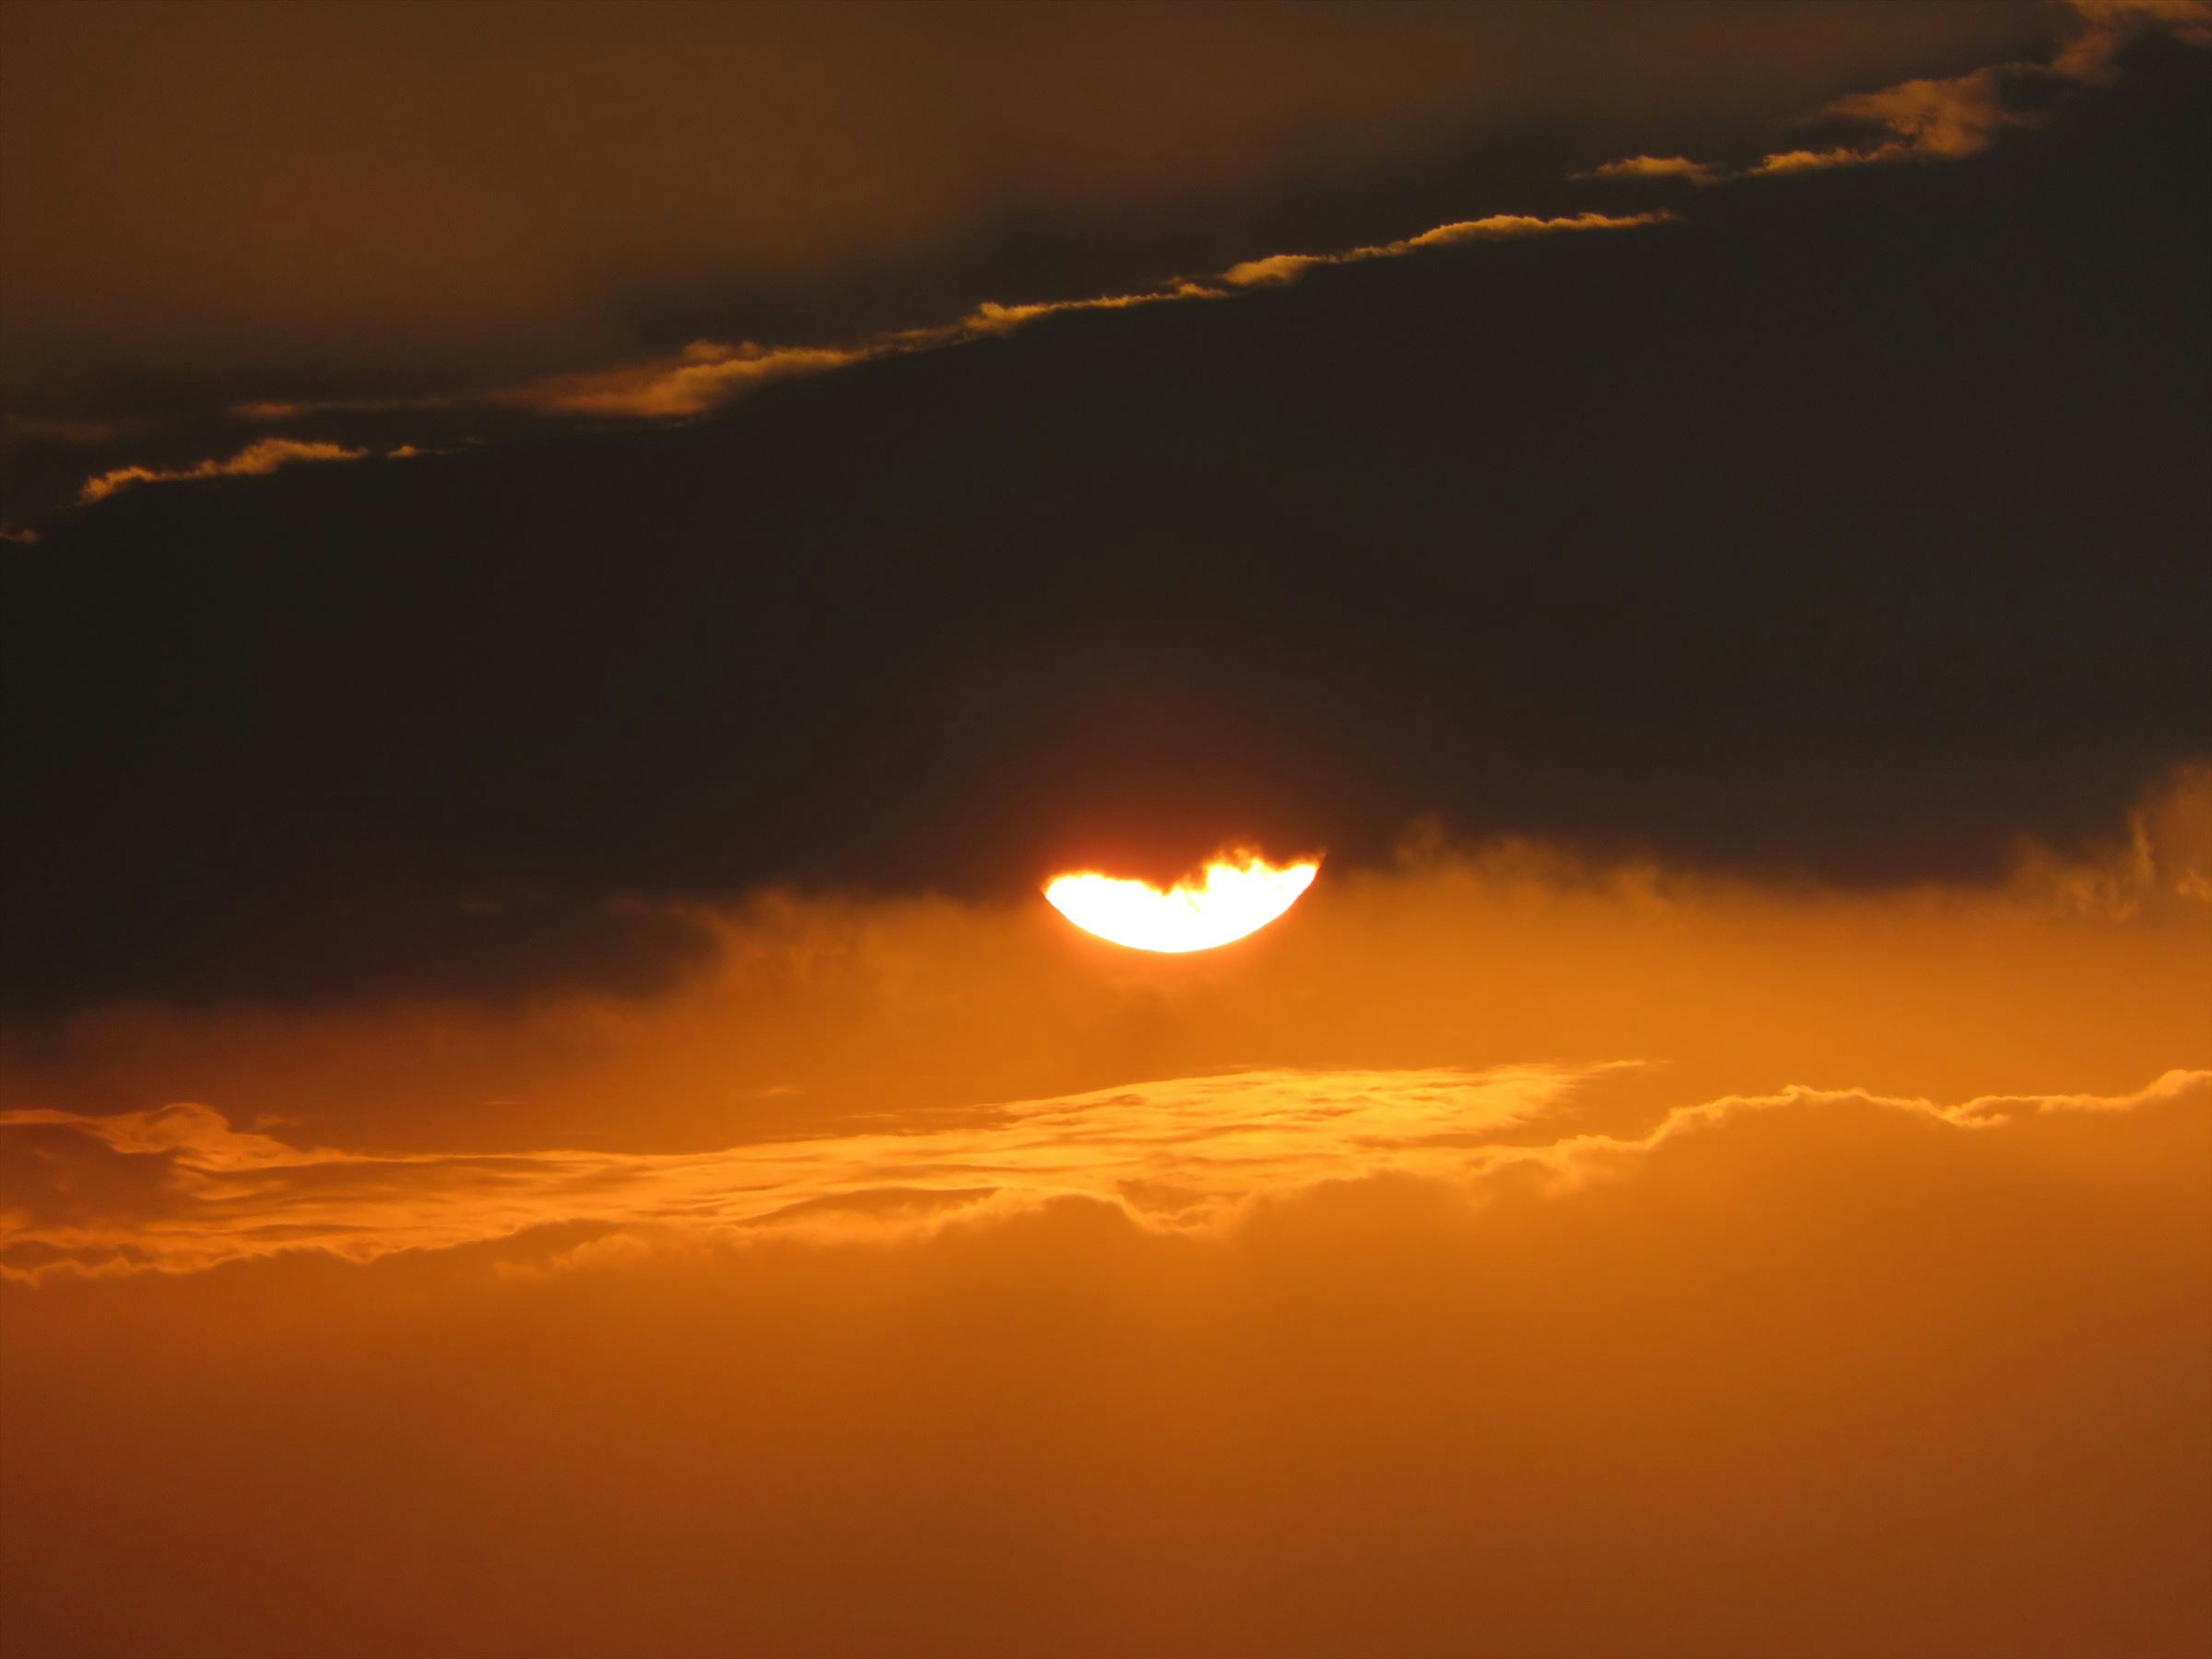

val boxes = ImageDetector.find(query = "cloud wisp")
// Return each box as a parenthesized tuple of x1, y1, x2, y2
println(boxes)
(1215, 211, 1668, 288)
(69, 210, 1665, 494)
(78, 437, 380, 504)
(470, 217, 1661, 419)
(1572, 154, 1718, 185)
(1585, 0, 2210, 181)
(5, 1062, 2201, 1283)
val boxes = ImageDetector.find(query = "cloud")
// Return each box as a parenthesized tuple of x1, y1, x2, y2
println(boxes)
(7, 1049, 2205, 1659)
(78, 437, 376, 503)
(2059, 0, 2212, 73)
(1580, 0, 2211, 183)
(1823, 63, 2020, 159)
(1572, 154, 1717, 184)
(482, 219, 1660, 419)
(503, 341, 871, 421)
(1744, 144, 1908, 176)
(4, 1063, 2202, 1282)
(2009, 761, 2212, 918)
(1219, 211, 1673, 287)
(0, 1065, 1593, 1277)
(493, 285, 1225, 419)
(73, 209, 1664, 451)
(1734, 60, 2028, 176)
(1733, 60, 2034, 179)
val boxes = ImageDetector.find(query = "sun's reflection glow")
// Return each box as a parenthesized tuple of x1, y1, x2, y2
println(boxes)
(1044, 854, 1319, 952)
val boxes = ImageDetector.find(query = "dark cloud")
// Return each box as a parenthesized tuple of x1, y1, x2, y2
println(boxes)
(3, 39, 2208, 1016)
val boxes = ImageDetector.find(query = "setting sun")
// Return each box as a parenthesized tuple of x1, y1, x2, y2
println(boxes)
(1043, 854, 1320, 952)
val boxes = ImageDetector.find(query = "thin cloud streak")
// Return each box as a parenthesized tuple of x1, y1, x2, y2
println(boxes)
(1584, 0, 2209, 183)
(1217, 211, 1669, 287)
(71, 0, 2209, 502)
(5, 1064, 2201, 1282)
(79, 437, 376, 503)
(1572, 154, 1718, 184)
(74, 210, 1666, 494)
(494, 217, 1660, 418)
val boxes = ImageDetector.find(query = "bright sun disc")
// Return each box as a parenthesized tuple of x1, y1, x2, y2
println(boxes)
(1043, 854, 1320, 953)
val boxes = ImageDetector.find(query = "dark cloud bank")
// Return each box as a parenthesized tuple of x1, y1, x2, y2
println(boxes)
(4, 39, 2207, 1016)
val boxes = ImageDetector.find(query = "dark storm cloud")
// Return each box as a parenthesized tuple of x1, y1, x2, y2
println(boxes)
(3, 40, 2208, 1015)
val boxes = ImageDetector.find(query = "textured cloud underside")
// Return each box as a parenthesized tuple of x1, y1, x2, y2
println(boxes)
(5, 1063, 2202, 1281)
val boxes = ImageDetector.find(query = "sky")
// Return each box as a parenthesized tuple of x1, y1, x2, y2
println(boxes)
(2, 4, 2209, 1657)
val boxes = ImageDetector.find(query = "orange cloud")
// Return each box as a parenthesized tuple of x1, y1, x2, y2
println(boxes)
(427, 218, 1664, 419)
(1572, 154, 1717, 184)
(6, 1032, 2207, 1659)
(2059, 0, 2212, 73)
(502, 340, 869, 420)
(1583, 0, 2211, 184)
(78, 437, 375, 503)
(1219, 211, 1671, 287)
(69, 207, 1668, 442)
(1823, 63, 2018, 160)
(1735, 60, 2027, 177)
(5, 1063, 2202, 1283)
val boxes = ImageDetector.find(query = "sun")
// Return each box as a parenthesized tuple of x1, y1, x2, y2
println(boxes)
(1043, 853, 1320, 953)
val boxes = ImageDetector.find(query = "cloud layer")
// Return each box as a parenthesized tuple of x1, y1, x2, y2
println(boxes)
(1584, 0, 2211, 181)
(4, 1062, 2202, 1282)
(5, 1047, 2206, 1658)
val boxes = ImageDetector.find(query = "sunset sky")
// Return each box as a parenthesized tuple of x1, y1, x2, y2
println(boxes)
(2, 4, 2209, 1657)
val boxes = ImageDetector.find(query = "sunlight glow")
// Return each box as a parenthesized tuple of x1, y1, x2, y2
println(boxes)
(1044, 854, 1320, 953)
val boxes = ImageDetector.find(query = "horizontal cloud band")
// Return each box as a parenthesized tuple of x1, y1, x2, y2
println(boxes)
(4, 1064, 2201, 1282)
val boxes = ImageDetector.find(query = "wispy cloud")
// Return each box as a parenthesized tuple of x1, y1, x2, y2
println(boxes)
(1572, 155, 1717, 185)
(78, 210, 1669, 475)
(78, 437, 377, 504)
(496, 220, 1657, 420)
(503, 341, 872, 420)
(1217, 212, 1670, 288)
(1585, 0, 2210, 184)
(6, 1063, 2200, 1282)
(1738, 62, 2021, 177)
